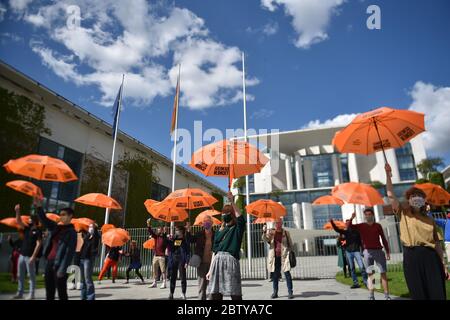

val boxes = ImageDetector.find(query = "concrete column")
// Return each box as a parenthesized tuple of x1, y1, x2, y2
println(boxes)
(294, 155, 304, 190)
(374, 204, 384, 222)
(292, 203, 302, 229)
(301, 202, 314, 230)
(285, 155, 293, 191)
(348, 153, 359, 182)
(331, 154, 341, 186)
(303, 159, 314, 188)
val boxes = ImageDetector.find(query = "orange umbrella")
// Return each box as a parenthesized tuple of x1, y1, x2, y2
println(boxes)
(414, 183, 450, 206)
(102, 228, 130, 247)
(189, 139, 269, 189)
(163, 188, 218, 210)
(246, 199, 286, 219)
(3, 154, 78, 182)
(101, 223, 115, 234)
(71, 217, 95, 232)
(75, 193, 122, 209)
(147, 201, 188, 222)
(200, 209, 222, 216)
(0, 216, 30, 229)
(46, 213, 60, 223)
(143, 238, 155, 250)
(312, 195, 344, 206)
(323, 220, 346, 230)
(253, 217, 277, 224)
(144, 199, 159, 213)
(332, 182, 384, 206)
(332, 107, 425, 162)
(193, 212, 222, 226)
(6, 180, 43, 198)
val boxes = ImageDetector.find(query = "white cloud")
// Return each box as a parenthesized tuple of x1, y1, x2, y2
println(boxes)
(250, 108, 275, 119)
(409, 81, 450, 154)
(302, 113, 358, 129)
(0, 3, 7, 21)
(261, 0, 345, 48)
(9, 0, 33, 12)
(14, 0, 258, 109)
(262, 21, 279, 36)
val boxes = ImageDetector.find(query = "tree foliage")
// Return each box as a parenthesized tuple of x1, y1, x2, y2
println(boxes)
(417, 158, 444, 179)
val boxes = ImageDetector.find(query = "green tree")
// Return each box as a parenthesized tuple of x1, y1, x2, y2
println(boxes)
(417, 158, 444, 179)
(370, 180, 384, 189)
(429, 172, 445, 188)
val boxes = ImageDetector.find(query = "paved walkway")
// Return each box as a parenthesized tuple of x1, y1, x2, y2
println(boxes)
(1, 278, 405, 300)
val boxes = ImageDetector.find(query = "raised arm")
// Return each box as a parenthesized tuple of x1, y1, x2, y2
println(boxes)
(385, 163, 400, 213)
(146, 218, 157, 237)
(228, 192, 242, 217)
(33, 196, 56, 230)
(346, 212, 356, 229)
(330, 219, 345, 234)
(14, 204, 26, 230)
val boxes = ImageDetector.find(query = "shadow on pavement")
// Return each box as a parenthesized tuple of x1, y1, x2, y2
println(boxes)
(242, 283, 263, 288)
(296, 291, 339, 298)
(97, 286, 130, 290)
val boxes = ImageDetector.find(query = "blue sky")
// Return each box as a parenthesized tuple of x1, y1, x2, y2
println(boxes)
(1, 0, 450, 190)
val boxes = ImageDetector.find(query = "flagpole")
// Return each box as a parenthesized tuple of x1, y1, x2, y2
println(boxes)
(100, 74, 124, 270)
(170, 64, 181, 236)
(242, 52, 252, 275)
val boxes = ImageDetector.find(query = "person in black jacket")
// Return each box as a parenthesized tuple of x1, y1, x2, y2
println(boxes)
(34, 196, 77, 300)
(167, 223, 191, 300)
(330, 219, 368, 288)
(123, 240, 144, 284)
(80, 223, 99, 300)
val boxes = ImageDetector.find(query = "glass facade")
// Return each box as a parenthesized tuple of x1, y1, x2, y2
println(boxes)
(303, 154, 335, 188)
(339, 154, 350, 183)
(312, 205, 342, 229)
(395, 143, 417, 181)
(37, 137, 83, 211)
(151, 182, 170, 201)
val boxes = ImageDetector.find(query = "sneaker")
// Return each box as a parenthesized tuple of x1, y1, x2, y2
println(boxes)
(12, 294, 23, 299)
(112, 279, 115, 284)
(369, 296, 375, 300)
(350, 284, 360, 289)
(288, 293, 294, 299)
(160, 282, 166, 289)
(180, 293, 187, 300)
(26, 295, 35, 300)
(149, 282, 157, 288)
(97, 281, 102, 285)
(271, 293, 278, 299)
(168, 293, 174, 300)
(385, 296, 391, 300)
(124, 281, 129, 284)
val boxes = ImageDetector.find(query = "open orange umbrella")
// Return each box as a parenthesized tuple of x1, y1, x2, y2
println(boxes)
(6, 180, 43, 198)
(193, 211, 222, 226)
(332, 107, 425, 162)
(163, 188, 218, 210)
(332, 182, 384, 206)
(253, 217, 277, 224)
(189, 139, 269, 189)
(147, 201, 188, 222)
(414, 183, 450, 206)
(101, 223, 115, 234)
(199, 209, 222, 216)
(71, 217, 95, 232)
(144, 199, 159, 213)
(46, 213, 60, 223)
(75, 193, 122, 209)
(246, 199, 286, 219)
(323, 220, 346, 230)
(3, 154, 78, 182)
(312, 195, 344, 206)
(0, 216, 30, 229)
(143, 238, 155, 250)
(102, 228, 130, 247)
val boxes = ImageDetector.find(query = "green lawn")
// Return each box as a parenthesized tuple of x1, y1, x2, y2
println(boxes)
(0, 272, 46, 294)
(336, 269, 450, 299)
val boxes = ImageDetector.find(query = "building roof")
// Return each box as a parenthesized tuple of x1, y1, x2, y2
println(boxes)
(0, 60, 225, 195)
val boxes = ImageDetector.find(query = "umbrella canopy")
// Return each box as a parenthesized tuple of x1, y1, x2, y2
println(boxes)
(163, 188, 218, 210)
(246, 199, 286, 219)
(189, 139, 269, 188)
(332, 182, 384, 206)
(193, 212, 222, 226)
(199, 209, 222, 216)
(3, 154, 78, 182)
(144, 199, 159, 213)
(143, 238, 155, 250)
(414, 183, 450, 206)
(71, 217, 95, 232)
(147, 201, 188, 222)
(323, 220, 346, 230)
(6, 180, 43, 198)
(46, 213, 60, 223)
(253, 217, 277, 224)
(0, 216, 30, 229)
(102, 228, 130, 247)
(332, 107, 425, 160)
(74, 193, 122, 209)
(312, 195, 344, 206)
(101, 223, 115, 234)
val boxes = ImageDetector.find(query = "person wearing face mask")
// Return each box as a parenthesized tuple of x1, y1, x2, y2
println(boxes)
(190, 214, 216, 300)
(167, 223, 191, 300)
(385, 163, 448, 300)
(347, 208, 390, 300)
(147, 219, 168, 289)
(206, 192, 246, 300)
(79, 223, 99, 300)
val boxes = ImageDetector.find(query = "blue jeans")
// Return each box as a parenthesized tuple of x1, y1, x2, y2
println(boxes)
(273, 256, 293, 295)
(80, 258, 95, 300)
(17, 255, 36, 297)
(346, 251, 368, 286)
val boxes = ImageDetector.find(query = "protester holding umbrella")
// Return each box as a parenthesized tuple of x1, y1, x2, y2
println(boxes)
(206, 192, 246, 300)
(146, 219, 168, 289)
(12, 204, 42, 300)
(385, 164, 448, 300)
(98, 245, 121, 283)
(123, 240, 145, 284)
(79, 223, 100, 300)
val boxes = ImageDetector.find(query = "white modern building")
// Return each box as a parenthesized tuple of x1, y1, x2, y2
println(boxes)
(234, 126, 427, 230)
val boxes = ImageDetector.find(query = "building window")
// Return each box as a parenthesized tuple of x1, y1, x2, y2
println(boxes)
(395, 143, 417, 181)
(312, 205, 342, 229)
(339, 154, 350, 182)
(304, 154, 334, 188)
(36, 137, 83, 211)
(151, 182, 170, 201)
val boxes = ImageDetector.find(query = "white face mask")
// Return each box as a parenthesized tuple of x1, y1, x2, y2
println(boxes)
(409, 196, 425, 209)
(88, 227, 94, 234)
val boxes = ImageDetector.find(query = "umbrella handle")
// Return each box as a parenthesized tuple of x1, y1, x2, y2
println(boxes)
(373, 119, 389, 166)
